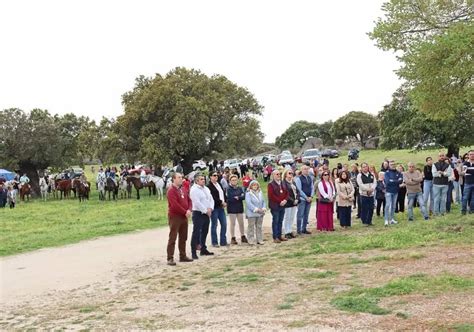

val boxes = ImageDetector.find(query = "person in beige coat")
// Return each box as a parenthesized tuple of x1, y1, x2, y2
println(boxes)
(335, 171, 355, 228)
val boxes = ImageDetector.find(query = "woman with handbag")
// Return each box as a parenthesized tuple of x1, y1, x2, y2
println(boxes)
(335, 171, 355, 228)
(316, 171, 336, 231)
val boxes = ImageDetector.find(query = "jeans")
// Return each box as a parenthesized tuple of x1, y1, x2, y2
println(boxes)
(461, 183, 474, 213)
(407, 192, 428, 220)
(446, 181, 454, 212)
(210, 207, 227, 246)
(423, 180, 434, 212)
(271, 206, 285, 239)
(191, 211, 207, 254)
(453, 181, 461, 204)
(433, 184, 448, 215)
(360, 196, 374, 225)
(296, 200, 311, 233)
(283, 206, 297, 234)
(384, 192, 398, 222)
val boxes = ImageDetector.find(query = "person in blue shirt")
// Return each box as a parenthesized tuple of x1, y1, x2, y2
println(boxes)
(384, 160, 403, 226)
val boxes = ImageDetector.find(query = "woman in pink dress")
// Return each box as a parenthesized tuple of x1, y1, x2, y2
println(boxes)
(317, 171, 335, 231)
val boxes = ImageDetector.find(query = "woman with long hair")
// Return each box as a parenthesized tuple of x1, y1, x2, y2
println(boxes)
(316, 171, 336, 231)
(335, 171, 354, 228)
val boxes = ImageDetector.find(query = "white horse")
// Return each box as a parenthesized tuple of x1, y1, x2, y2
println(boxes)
(97, 178, 106, 201)
(147, 175, 165, 200)
(119, 177, 131, 199)
(39, 177, 48, 201)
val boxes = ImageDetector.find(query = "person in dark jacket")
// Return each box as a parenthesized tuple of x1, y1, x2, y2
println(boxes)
(375, 172, 386, 217)
(268, 169, 289, 243)
(395, 164, 407, 213)
(0, 183, 7, 208)
(226, 174, 247, 245)
(282, 169, 300, 239)
(423, 157, 434, 214)
(384, 160, 403, 226)
(208, 172, 228, 247)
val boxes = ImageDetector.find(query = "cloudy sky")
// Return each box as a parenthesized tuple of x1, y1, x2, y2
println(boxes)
(1, 0, 401, 142)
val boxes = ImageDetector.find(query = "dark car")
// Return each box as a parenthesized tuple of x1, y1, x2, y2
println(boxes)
(321, 149, 339, 158)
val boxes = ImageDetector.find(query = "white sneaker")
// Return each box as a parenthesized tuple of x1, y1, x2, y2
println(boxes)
(384, 220, 389, 226)
(390, 219, 398, 224)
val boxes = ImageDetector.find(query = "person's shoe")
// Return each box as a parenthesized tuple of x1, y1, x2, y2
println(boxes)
(257, 242, 264, 245)
(212, 244, 220, 248)
(273, 238, 281, 244)
(241, 236, 248, 243)
(192, 253, 199, 260)
(424, 216, 430, 220)
(291, 232, 297, 238)
(297, 231, 303, 236)
(461, 211, 467, 215)
(408, 218, 413, 222)
(384, 220, 389, 227)
(179, 257, 194, 262)
(167, 259, 176, 266)
(231, 237, 238, 245)
(285, 233, 291, 239)
(279, 236, 288, 241)
(302, 230, 312, 235)
(201, 250, 214, 256)
(390, 219, 398, 224)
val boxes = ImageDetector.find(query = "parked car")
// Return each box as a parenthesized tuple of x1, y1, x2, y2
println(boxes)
(192, 160, 207, 171)
(278, 153, 295, 166)
(321, 149, 339, 158)
(302, 149, 321, 164)
(264, 154, 276, 162)
(224, 159, 241, 170)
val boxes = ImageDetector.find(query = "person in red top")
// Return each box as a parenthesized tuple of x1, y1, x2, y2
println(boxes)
(182, 177, 190, 193)
(166, 172, 193, 266)
(268, 169, 289, 243)
(242, 171, 252, 189)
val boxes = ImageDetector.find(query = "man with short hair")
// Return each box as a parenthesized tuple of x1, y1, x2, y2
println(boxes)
(461, 150, 474, 215)
(190, 175, 214, 259)
(432, 152, 452, 216)
(423, 157, 434, 214)
(295, 165, 313, 235)
(404, 162, 429, 221)
(356, 163, 376, 226)
(166, 172, 193, 266)
(384, 160, 403, 226)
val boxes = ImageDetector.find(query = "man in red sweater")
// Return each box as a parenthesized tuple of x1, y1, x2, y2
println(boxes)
(167, 172, 193, 265)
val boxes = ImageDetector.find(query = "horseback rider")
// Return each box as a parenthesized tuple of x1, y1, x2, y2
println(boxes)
(80, 171, 89, 188)
(140, 168, 147, 184)
(97, 168, 106, 185)
(19, 173, 30, 189)
(109, 167, 118, 185)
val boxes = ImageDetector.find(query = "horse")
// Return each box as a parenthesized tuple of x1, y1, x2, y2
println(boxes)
(39, 177, 48, 201)
(97, 178, 106, 201)
(105, 177, 118, 200)
(19, 183, 31, 202)
(119, 177, 131, 199)
(147, 175, 165, 200)
(73, 179, 90, 202)
(56, 179, 72, 199)
(126, 176, 155, 200)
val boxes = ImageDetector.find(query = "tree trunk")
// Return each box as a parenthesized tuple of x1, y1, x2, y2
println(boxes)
(447, 144, 459, 158)
(19, 162, 40, 196)
(181, 158, 194, 175)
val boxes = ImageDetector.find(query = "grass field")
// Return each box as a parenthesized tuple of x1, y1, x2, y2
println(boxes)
(1, 147, 472, 257)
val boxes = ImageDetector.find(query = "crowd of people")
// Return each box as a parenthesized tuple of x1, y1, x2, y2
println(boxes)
(165, 150, 474, 265)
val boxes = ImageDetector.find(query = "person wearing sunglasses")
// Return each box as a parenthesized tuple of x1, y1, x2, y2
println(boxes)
(267, 169, 289, 243)
(316, 171, 336, 231)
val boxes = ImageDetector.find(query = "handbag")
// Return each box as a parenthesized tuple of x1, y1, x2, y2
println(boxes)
(319, 197, 331, 203)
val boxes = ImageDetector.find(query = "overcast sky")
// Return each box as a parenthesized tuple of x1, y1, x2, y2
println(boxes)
(1, 0, 401, 142)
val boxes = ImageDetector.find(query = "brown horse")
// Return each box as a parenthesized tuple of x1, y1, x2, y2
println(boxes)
(126, 176, 155, 200)
(56, 179, 72, 199)
(20, 184, 31, 201)
(72, 179, 90, 202)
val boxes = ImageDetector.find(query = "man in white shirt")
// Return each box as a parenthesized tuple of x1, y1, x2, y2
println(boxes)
(190, 174, 215, 259)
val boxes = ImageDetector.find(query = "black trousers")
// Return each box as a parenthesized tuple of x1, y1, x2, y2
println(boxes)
(191, 211, 210, 254)
(376, 198, 385, 216)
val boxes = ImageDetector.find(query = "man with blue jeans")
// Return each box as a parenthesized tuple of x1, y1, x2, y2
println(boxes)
(404, 162, 429, 221)
(432, 152, 452, 216)
(295, 165, 314, 235)
(268, 170, 289, 243)
(423, 157, 434, 213)
(208, 172, 228, 247)
(461, 150, 474, 215)
(384, 160, 403, 226)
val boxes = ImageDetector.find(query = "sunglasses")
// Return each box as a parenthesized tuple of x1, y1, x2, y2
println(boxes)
(211, 174, 218, 177)
(323, 174, 329, 176)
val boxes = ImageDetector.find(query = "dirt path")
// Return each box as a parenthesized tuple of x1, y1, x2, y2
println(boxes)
(1, 207, 304, 305)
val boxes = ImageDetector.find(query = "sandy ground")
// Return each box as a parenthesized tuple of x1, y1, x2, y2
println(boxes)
(0, 205, 293, 305)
